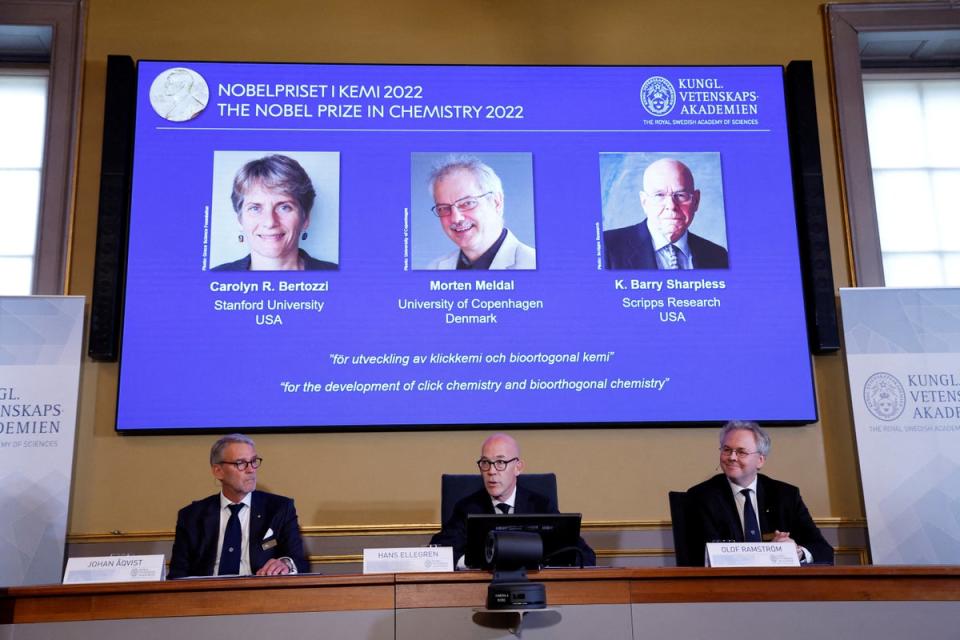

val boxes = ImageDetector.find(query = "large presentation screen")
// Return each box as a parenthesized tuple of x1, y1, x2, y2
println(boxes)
(116, 61, 816, 432)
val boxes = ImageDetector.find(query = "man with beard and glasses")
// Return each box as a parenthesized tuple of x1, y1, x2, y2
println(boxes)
(426, 156, 536, 270)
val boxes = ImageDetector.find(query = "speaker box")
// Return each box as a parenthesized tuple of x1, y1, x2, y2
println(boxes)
(88, 55, 135, 361)
(785, 60, 840, 354)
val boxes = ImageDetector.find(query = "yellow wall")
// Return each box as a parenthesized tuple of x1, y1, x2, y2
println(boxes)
(66, 0, 862, 535)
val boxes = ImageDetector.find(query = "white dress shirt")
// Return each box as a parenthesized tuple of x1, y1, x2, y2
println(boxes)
(213, 492, 253, 576)
(726, 478, 811, 563)
(489, 486, 517, 514)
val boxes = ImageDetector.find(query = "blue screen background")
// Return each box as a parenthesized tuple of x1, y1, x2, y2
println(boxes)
(116, 62, 816, 431)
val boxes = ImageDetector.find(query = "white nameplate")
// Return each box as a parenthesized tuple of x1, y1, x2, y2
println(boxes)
(363, 547, 453, 574)
(705, 542, 800, 567)
(63, 555, 166, 584)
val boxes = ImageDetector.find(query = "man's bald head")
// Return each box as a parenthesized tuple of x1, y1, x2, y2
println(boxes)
(640, 158, 700, 243)
(642, 159, 694, 192)
(481, 433, 520, 458)
(478, 433, 524, 502)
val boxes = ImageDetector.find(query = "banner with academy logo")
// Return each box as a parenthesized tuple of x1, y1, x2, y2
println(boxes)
(0, 296, 84, 586)
(841, 287, 960, 564)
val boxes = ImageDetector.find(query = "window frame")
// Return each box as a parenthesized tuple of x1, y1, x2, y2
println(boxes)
(1, 0, 84, 294)
(826, 2, 960, 287)
(861, 70, 960, 286)
(0, 66, 49, 293)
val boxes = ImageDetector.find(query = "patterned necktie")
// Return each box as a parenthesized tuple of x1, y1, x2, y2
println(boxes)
(496, 502, 511, 514)
(740, 489, 761, 542)
(672, 244, 686, 270)
(218, 503, 244, 575)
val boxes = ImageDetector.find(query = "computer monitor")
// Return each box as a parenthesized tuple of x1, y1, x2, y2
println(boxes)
(465, 513, 583, 569)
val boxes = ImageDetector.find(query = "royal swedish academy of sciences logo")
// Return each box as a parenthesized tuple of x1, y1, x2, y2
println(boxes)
(863, 372, 906, 421)
(640, 76, 677, 117)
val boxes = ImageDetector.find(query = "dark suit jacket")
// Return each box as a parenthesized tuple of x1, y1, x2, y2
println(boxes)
(686, 473, 834, 566)
(167, 490, 309, 579)
(429, 486, 596, 567)
(603, 219, 728, 270)
(212, 248, 337, 271)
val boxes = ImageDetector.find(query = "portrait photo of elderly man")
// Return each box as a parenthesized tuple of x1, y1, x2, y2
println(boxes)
(601, 152, 729, 270)
(410, 153, 537, 271)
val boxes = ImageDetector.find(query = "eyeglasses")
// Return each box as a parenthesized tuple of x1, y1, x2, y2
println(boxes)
(217, 457, 263, 470)
(431, 192, 493, 217)
(646, 190, 695, 205)
(719, 447, 758, 459)
(477, 457, 519, 471)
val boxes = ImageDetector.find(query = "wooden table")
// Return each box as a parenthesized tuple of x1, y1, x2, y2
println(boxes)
(3, 567, 959, 639)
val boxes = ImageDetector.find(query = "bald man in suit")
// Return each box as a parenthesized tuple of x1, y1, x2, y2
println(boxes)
(430, 433, 595, 568)
(604, 158, 728, 270)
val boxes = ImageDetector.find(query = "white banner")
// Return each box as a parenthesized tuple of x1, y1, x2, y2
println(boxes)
(0, 296, 84, 586)
(841, 287, 960, 564)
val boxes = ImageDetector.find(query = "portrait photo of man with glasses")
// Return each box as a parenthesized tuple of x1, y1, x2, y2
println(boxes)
(167, 434, 309, 578)
(601, 152, 729, 270)
(411, 153, 537, 270)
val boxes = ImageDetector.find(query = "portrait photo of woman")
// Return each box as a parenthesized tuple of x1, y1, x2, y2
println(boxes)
(211, 152, 339, 271)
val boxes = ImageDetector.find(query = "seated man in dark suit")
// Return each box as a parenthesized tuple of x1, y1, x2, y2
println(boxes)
(167, 434, 309, 579)
(604, 158, 728, 270)
(430, 433, 596, 568)
(686, 421, 833, 565)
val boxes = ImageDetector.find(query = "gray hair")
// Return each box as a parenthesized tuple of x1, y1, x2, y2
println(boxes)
(719, 420, 771, 456)
(427, 155, 504, 202)
(210, 433, 255, 465)
(231, 154, 316, 222)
